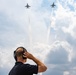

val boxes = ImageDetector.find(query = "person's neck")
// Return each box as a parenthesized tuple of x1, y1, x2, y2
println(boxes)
(17, 60, 24, 63)
(17, 58, 26, 64)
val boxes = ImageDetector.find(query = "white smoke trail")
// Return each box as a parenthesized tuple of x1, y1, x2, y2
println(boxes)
(46, 8, 54, 44)
(28, 16, 32, 46)
(46, 22, 51, 44)
(27, 10, 33, 48)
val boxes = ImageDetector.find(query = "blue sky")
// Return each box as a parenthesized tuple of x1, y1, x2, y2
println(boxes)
(0, 0, 76, 75)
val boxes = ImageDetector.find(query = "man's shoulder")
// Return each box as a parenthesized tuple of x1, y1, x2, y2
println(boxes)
(21, 63, 38, 69)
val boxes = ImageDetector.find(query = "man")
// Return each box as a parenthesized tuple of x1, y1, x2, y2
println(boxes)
(9, 47, 47, 75)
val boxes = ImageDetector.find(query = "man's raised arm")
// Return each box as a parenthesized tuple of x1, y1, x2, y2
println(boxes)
(24, 52, 47, 72)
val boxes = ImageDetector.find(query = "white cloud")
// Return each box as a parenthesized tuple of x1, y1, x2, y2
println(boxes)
(0, 48, 14, 68)
(64, 71, 70, 75)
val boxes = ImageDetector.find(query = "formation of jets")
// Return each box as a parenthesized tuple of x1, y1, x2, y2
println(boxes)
(25, 2, 56, 9)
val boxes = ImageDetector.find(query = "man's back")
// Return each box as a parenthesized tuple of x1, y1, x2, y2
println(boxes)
(9, 62, 38, 75)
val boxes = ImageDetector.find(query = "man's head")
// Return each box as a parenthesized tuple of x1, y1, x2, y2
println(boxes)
(14, 47, 27, 61)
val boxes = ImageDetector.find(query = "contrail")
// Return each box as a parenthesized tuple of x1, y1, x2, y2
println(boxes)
(46, 22, 51, 44)
(46, 3, 56, 44)
(25, 3, 32, 48)
(28, 14, 32, 47)
(26, 8, 33, 47)
(46, 10, 53, 44)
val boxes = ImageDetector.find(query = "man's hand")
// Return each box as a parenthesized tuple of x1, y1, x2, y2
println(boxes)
(23, 52, 34, 59)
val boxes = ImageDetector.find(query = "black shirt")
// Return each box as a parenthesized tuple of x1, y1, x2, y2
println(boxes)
(9, 62, 38, 75)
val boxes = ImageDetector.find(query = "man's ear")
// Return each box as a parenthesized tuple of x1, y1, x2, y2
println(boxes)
(22, 54, 27, 59)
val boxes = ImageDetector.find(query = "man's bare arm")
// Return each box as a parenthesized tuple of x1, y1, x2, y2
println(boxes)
(24, 52, 47, 72)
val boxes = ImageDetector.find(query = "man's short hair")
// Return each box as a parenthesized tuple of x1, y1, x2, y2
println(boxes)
(14, 47, 27, 61)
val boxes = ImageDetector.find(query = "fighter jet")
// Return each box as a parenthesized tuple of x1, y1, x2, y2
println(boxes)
(25, 3, 30, 8)
(51, 2, 56, 8)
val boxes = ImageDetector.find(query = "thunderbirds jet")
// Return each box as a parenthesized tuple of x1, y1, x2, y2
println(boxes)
(25, 3, 30, 8)
(51, 2, 56, 8)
